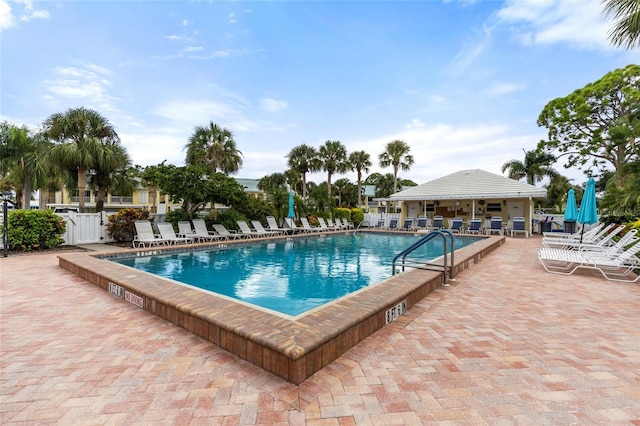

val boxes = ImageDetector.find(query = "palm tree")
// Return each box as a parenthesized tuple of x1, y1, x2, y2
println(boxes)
(90, 142, 133, 212)
(185, 122, 243, 174)
(258, 173, 288, 220)
(501, 149, 557, 185)
(44, 107, 119, 213)
(371, 173, 397, 198)
(603, 0, 640, 49)
(140, 163, 164, 213)
(0, 123, 51, 209)
(348, 150, 371, 207)
(286, 144, 320, 200)
(318, 140, 348, 201)
(379, 140, 414, 194)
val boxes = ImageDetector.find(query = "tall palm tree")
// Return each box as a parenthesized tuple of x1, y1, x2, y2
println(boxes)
(286, 144, 320, 199)
(603, 0, 640, 49)
(185, 122, 243, 175)
(90, 142, 135, 212)
(379, 140, 414, 194)
(0, 123, 51, 209)
(348, 150, 371, 207)
(258, 172, 288, 219)
(44, 107, 119, 213)
(318, 140, 348, 201)
(501, 149, 557, 185)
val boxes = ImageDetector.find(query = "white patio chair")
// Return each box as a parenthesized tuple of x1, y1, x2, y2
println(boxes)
(157, 222, 194, 245)
(133, 220, 165, 248)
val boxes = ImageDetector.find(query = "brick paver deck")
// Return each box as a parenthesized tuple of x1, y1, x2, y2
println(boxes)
(1, 236, 639, 425)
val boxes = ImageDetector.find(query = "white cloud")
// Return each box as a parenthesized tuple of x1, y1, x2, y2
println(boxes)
(44, 64, 117, 112)
(0, 0, 14, 29)
(0, 0, 48, 29)
(446, 24, 493, 75)
(183, 46, 203, 52)
(496, 0, 612, 51)
(228, 12, 236, 24)
(260, 98, 288, 113)
(483, 82, 524, 96)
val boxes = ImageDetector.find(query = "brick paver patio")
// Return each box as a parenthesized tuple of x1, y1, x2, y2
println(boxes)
(1, 236, 639, 425)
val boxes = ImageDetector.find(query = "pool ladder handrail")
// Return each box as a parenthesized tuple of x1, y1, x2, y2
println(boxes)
(353, 220, 370, 235)
(391, 230, 455, 284)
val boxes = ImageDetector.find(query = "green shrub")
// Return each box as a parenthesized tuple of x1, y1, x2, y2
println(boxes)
(350, 208, 364, 225)
(210, 209, 247, 231)
(106, 208, 152, 242)
(165, 209, 191, 229)
(1, 209, 66, 251)
(334, 207, 351, 221)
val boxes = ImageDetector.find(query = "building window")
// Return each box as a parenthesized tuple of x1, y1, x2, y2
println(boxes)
(139, 191, 148, 203)
(111, 195, 133, 204)
(71, 190, 91, 202)
(425, 203, 435, 212)
(487, 203, 502, 212)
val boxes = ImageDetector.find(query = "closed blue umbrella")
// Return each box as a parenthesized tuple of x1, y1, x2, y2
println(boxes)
(577, 178, 598, 242)
(563, 189, 578, 232)
(288, 192, 295, 219)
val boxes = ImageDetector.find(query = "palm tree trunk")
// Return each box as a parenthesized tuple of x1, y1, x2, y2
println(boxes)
(78, 167, 87, 213)
(357, 170, 362, 207)
(22, 176, 32, 210)
(96, 186, 106, 212)
(302, 173, 308, 200)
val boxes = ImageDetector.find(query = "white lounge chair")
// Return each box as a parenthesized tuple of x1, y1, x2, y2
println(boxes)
(178, 221, 196, 239)
(317, 217, 337, 231)
(342, 218, 354, 229)
(192, 219, 224, 242)
(251, 220, 282, 236)
(542, 223, 611, 243)
(157, 222, 194, 245)
(133, 220, 165, 248)
(538, 241, 640, 282)
(212, 223, 246, 239)
(236, 220, 261, 238)
(300, 217, 322, 232)
(543, 224, 622, 249)
(266, 216, 289, 234)
(327, 218, 343, 230)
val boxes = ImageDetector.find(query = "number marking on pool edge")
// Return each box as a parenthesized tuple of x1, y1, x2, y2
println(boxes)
(125, 291, 144, 308)
(385, 299, 407, 324)
(108, 282, 124, 298)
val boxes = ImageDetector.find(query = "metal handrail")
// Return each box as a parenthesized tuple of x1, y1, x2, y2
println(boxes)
(391, 230, 455, 284)
(353, 220, 370, 235)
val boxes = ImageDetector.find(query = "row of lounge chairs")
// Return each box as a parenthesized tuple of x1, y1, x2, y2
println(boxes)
(132, 216, 353, 248)
(371, 216, 528, 237)
(538, 223, 640, 283)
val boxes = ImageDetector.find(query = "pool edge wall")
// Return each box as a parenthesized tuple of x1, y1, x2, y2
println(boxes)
(58, 234, 505, 384)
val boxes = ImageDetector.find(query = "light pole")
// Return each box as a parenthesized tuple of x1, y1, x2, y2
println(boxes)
(1, 191, 14, 257)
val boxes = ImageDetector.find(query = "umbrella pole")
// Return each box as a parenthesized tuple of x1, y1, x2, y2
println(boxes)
(579, 226, 585, 243)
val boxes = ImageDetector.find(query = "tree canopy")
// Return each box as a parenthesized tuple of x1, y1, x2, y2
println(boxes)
(536, 64, 640, 176)
(603, 0, 640, 49)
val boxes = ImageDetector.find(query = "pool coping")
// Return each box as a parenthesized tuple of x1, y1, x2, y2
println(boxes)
(58, 231, 505, 384)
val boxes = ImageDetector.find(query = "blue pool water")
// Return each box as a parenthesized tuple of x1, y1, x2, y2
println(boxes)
(113, 233, 477, 316)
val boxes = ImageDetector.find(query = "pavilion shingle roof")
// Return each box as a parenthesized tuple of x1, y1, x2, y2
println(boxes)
(387, 169, 547, 201)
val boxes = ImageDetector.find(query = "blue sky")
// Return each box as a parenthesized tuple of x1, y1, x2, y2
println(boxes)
(1, 0, 637, 187)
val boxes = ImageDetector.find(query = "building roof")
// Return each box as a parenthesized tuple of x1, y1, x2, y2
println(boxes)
(386, 169, 547, 201)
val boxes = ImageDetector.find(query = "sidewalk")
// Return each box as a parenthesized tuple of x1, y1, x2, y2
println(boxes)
(1, 236, 639, 424)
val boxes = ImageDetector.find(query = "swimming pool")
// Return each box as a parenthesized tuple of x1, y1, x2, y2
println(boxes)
(59, 232, 504, 383)
(113, 233, 477, 316)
